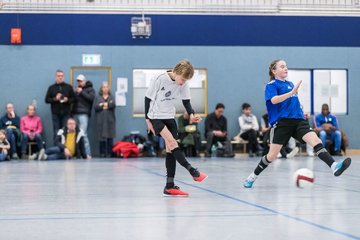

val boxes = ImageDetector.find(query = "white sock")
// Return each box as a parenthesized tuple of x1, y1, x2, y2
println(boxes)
(248, 172, 257, 180)
(331, 162, 337, 172)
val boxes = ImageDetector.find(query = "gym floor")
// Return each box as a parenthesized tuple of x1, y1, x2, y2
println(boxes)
(0, 155, 359, 240)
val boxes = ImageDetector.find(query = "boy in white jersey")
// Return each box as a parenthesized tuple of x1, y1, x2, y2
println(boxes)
(145, 60, 208, 197)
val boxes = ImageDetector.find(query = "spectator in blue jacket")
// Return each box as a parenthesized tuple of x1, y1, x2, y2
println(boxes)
(315, 103, 342, 156)
(0, 103, 20, 159)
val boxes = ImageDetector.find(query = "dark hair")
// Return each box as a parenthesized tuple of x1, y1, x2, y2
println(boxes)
(268, 59, 282, 82)
(242, 102, 251, 110)
(322, 103, 329, 111)
(56, 69, 64, 74)
(215, 103, 225, 110)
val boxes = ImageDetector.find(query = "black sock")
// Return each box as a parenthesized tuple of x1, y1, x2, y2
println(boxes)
(171, 148, 199, 177)
(254, 155, 271, 176)
(171, 147, 191, 169)
(314, 143, 334, 168)
(165, 153, 176, 188)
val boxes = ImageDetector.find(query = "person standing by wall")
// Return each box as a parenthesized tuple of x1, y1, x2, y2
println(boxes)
(45, 69, 75, 142)
(94, 82, 116, 157)
(73, 74, 95, 159)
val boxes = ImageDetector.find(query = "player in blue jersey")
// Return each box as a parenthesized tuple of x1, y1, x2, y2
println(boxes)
(243, 59, 351, 188)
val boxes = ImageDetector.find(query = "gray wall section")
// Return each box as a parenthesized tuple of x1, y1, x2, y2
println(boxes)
(0, 46, 359, 152)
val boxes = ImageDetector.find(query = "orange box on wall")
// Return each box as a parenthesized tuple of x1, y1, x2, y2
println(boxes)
(11, 28, 22, 44)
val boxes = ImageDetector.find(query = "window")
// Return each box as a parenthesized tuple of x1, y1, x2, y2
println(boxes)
(288, 69, 347, 115)
(132, 68, 208, 117)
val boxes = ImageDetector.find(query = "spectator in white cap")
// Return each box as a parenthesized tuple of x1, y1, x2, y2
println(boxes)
(72, 74, 95, 159)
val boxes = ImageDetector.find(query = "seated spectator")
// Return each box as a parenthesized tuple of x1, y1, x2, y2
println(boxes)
(0, 129, 10, 161)
(147, 132, 166, 157)
(238, 103, 261, 157)
(20, 104, 45, 160)
(38, 118, 87, 160)
(260, 113, 270, 154)
(315, 103, 342, 156)
(0, 103, 21, 159)
(204, 103, 234, 158)
(178, 111, 201, 157)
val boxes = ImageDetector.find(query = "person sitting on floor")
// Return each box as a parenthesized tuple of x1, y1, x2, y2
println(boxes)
(38, 118, 87, 160)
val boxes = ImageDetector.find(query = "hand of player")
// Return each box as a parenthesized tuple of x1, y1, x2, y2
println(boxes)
(190, 114, 201, 123)
(291, 80, 302, 95)
(63, 97, 68, 102)
(146, 119, 155, 135)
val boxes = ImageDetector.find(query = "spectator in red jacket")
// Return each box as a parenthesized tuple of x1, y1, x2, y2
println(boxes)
(20, 104, 45, 160)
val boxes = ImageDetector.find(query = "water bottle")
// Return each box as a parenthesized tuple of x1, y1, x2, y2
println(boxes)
(211, 144, 217, 157)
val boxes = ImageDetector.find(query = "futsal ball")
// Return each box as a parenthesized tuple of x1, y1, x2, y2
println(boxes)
(293, 168, 315, 188)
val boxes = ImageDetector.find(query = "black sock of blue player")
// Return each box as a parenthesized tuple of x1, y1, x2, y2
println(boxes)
(314, 143, 334, 168)
(254, 155, 271, 175)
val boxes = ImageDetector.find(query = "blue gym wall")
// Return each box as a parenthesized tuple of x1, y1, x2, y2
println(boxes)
(0, 14, 360, 151)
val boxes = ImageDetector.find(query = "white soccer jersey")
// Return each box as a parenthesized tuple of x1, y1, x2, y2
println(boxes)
(146, 71, 191, 119)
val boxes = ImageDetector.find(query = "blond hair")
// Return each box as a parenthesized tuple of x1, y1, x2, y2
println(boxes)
(173, 60, 194, 79)
(268, 59, 282, 82)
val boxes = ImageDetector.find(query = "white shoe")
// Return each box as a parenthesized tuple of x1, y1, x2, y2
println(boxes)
(286, 147, 299, 158)
(29, 153, 38, 160)
(307, 151, 315, 157)
(38, 148, 45, 160)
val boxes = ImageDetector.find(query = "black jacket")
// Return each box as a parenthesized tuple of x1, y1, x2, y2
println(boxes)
(204, 112, 228, 138)
(73, 81, 95, 116)
(55, 126, 87, 159)
(45, 82, 75, 115)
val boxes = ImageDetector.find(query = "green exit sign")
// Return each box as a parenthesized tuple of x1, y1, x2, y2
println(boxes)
(82, 54, 101, 66)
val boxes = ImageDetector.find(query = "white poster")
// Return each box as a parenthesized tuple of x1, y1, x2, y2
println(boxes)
(117, 77, 128, 93)
(115, 92, 126, 106)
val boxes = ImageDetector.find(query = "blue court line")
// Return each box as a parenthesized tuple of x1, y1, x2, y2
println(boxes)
(0, 212, 273, 222)
(207, 161, 360, 194)
(130, 164, 360, 240)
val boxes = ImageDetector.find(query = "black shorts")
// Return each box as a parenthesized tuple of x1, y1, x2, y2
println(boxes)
(270, 119, 313, 145)
(150, 119, 178, 139)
